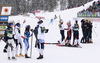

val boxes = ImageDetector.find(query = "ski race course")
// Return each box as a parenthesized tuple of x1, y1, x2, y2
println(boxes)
(0, 0, 100, 63)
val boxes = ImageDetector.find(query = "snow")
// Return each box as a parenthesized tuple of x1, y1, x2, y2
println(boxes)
(0, 0, 100, 63)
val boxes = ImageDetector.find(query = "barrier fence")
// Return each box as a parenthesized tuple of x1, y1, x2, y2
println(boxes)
(77, 12, 100, 17)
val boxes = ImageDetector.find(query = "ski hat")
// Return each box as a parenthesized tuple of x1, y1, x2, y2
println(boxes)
(60, 19, 63, 23)
(81, 19, 85, 23)
(26, 25, 30, 29)
(38, 20, 43, 24)
(86, 20, 88, 22)
(68, 20, 71, 22)
(9, 22, 13, 27)
(16, 23, 20, 27)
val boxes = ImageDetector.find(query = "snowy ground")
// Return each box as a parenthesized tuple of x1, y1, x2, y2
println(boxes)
(0, 0, 100, 63)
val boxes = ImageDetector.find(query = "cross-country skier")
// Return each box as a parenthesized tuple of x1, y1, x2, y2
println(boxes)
(80, 19, 85, 43)
(49, 19, 53, 24)
(3, 24, 9, 53)
(58, 19, 65, 45)
(37, 20, 49, 59)
(73, 20, 80, 46)
(65, 20, 72, 46)
(14, 21, 25, 57)
(23, 25, 33, 58)
(54, 15, 57, 19)
(6, 22, 16, 60)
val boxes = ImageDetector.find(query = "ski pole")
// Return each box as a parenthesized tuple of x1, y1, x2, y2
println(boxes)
(30, 29, 34, 58)
(93, 28, 98, 37)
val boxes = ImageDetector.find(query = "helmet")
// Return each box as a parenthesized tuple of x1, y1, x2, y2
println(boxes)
(16, 23, 20, 27)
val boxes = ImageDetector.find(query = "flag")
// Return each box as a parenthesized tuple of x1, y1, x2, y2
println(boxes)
(1, 6, 12, 15)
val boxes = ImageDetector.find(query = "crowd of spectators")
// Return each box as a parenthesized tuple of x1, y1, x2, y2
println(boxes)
(61, 0, 93, 10)
(79, 1, 100, 14)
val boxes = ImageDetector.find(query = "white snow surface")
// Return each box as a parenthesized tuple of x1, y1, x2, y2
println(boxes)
(0, 0, 100, 63)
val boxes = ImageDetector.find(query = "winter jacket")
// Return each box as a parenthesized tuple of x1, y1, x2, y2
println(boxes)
(37, 23, 45, 40)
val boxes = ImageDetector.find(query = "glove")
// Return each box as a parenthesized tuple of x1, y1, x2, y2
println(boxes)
(31, 29, 34, 33)
(21, 36, 25, 39)
(23, 20, 26, 23)
(31, 34, 33, 36)
(45, 29, 49, 33)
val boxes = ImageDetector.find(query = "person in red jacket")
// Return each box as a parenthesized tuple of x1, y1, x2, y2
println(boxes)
(65, 20, 72, 46)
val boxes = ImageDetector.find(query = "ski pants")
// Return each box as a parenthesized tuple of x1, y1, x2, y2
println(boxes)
(14, 38, 22, 55)
(73, 31, 79, 39)
(38, 39, 44, 56)
(67, 30, 71, 40)
(24, 39, 29, 54)
(84, 30, 89, 42)
(89, 31, 92, 39)
(81, 29, 85, 42)
(38, 39, 44, 49)
(60, 30, 65, 42)
(73, 31, 79, 45)
(7, 39, 15, 57)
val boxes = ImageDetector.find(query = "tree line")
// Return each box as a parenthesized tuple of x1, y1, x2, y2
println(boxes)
(0, 0, 92, 15)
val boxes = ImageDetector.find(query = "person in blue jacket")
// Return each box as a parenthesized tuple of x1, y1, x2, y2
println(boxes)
(5, 22, 16, 60)
(23, 25, 33, 58)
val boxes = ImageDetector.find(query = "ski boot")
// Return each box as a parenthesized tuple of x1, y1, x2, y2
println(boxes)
(25, 54, 30, 58)
(58, 41, 60, 44)
(3, 49, 7, 53)
(65, 43, 67, 46)
(67, 43, 71, 46)
(76, 44, 79, 46)
(8, 57, 10, 60)
(20, 54, 24, 57)
(73, 45, 77, 47)
(37, 54, 43, 59)
(12, 57, 16, 60)
(89, 39, 93, 43)
(15, 55, 20, 57)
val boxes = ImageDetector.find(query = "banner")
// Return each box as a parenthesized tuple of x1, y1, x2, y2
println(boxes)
(84, 18, 100, 22)
(0, 16, 9, 21)
(77, 12, 100, 17)
(34, 11, 40, 13)
(35, 16, 45, 19)
(1, 6, 12, 15)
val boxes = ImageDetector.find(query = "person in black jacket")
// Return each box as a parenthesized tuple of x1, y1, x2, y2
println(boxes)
(84, 20, 90, 43)
(80, 19, 85, 43)
(88, 21, 93, 43)
(3, 24, 9, 53)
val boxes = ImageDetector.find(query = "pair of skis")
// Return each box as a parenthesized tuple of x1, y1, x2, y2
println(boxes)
(44, 42, 82, 48)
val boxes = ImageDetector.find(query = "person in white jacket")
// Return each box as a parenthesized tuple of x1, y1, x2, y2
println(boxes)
(14, 21, 25, 57)
(37, 20, 48, 59)
(58, 19, 65, 45)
